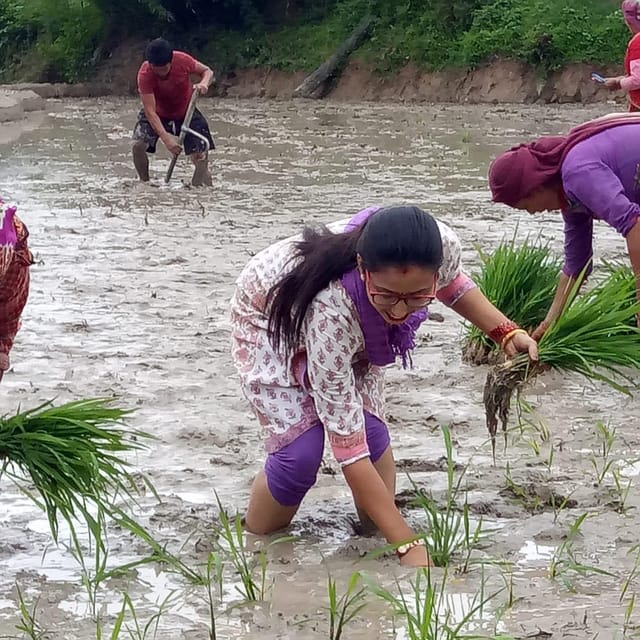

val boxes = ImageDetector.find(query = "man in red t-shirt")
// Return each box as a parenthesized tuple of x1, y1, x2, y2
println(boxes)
(601, 1, 640, 111)
(132, 38, 215, 186)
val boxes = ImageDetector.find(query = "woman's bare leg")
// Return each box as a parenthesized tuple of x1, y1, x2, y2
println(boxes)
(244, 470, 300, 534)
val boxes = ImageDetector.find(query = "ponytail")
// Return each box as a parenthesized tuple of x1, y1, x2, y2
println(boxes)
(267, 226, 360, 354)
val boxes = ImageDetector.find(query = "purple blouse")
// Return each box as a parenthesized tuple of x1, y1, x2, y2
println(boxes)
(561, 125, 640, 277)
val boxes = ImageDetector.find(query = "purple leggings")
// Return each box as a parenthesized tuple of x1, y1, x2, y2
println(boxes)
(265, 412, 390, 507)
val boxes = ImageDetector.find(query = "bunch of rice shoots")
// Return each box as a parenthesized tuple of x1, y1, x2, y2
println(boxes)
(0, 398, 151, 544)
(484, 265, 640, 459)
(463, 235, 562, 364)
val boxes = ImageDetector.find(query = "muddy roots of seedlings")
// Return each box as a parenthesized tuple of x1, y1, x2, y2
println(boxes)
(483, 359, 543, 460)
(461, 338, 504, 366)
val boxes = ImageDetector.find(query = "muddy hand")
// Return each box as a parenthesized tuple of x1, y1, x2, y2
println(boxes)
(604, 77, 621, 91)
(399, 544, 432, 567)
(504, 332, 539, 361)
(194, 81, 209, 95)
(162, 134, 182, 156)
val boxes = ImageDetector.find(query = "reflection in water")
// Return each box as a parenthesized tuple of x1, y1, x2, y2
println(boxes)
(517, 540, 555, 565)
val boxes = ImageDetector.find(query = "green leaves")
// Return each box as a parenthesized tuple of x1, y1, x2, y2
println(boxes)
(484, 265, 640, 448)
(464, 235, 561, 364)
(0, 397, 152, 545)
(537, 265, 640, 391)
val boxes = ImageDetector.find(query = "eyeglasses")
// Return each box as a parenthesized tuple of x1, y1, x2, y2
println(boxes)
(364, 271, 438, 309)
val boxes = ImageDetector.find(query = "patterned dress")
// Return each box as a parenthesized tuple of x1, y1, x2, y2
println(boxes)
(230, 217, 476, 466)
(0, 216, 33, 377)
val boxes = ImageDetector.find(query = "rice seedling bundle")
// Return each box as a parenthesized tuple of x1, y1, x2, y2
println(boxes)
(484, 265, 640, 458)
(463, 236, 562, 365)
(0, 398, 150, 542)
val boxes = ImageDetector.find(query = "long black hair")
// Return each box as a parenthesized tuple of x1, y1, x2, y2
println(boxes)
(266, 205, 444, 354)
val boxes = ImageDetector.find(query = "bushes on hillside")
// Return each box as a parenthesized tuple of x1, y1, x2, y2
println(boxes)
(0, 0, 630, 83)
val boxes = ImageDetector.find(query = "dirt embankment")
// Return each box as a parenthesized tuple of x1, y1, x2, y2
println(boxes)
(0, 88, 48, 144)
(0, 40, 627, 109)
(88, 41, 625, 104)
(219, 59, 625, 105)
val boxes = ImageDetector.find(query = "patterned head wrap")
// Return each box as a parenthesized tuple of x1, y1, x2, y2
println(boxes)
(0, 198, 18, 278)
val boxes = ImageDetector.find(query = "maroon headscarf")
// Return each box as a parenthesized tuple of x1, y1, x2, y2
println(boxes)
(489, 114, 640, 207)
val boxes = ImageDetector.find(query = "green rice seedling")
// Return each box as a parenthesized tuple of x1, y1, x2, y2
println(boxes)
(0, 398, 152, 547)
(484, 265, 640, 457)
(550, 488, 576, 525)
(410, 426, 487, 569)
(327, 571, 367, 640)
(68, 518, 111, 621)
(101, 509, 206, 586)
(366, 565, 500, 639)
(204, 552, 224, 640)
(503, 463, 542, 513)
(612, 468, 633, 514)
(97, 590, 180, 640)
(462, 235, 561, 365)
(590, 421, 617, 486)
(621, 545, 640, 604)
(214, 493, 265, 601)
(14, 585, 47, 640)
(213, 494, 294, 602)
(624, 593, 637, 638)
(548, 513, 616, 591)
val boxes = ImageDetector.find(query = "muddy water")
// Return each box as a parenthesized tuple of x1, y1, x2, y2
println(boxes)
(0, 97, 638, 639)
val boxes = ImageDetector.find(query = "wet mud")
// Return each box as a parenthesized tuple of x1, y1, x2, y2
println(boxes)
(0, 98, 638, 638)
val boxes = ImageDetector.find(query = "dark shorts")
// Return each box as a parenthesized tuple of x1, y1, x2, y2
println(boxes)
(132, 108, 215, 155)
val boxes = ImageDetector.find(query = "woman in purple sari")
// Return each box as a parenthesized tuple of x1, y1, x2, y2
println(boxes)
(489, 114, 640, 339)
(231, 205, 538, 567)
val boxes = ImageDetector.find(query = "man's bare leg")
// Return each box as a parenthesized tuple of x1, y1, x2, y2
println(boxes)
(190, 152, 212, 187)
(133, 141, 150, 182)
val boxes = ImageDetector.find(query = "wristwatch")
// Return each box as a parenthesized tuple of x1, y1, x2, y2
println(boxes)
(396, 539, 425, 558)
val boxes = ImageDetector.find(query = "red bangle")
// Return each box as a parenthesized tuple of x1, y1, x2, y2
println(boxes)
(488, 321, 520, 344)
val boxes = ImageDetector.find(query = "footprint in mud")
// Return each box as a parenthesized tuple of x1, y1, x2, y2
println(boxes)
(499, 480, 578, 514)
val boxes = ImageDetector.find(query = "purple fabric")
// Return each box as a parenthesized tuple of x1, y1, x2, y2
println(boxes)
(560, 125, 640, 276)
(340, 206, 429, 369)
(265, 411, 390, 506)
(0, 199, 17, 278)
(489, 116, 640, 206)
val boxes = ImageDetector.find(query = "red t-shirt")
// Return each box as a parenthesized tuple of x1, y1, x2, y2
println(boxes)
(624, 33, 640, 111)
(137, 51, 197, 120)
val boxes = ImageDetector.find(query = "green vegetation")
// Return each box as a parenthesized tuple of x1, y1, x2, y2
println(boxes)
(0, 0, 631, 83)
(462, 235, 562, 365)
(484, 265, 640, 453)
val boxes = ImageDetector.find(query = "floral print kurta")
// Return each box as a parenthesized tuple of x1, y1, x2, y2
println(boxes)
(230, 218, 476, 466)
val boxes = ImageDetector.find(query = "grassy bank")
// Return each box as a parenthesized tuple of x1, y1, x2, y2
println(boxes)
(0, 0, 630, 83)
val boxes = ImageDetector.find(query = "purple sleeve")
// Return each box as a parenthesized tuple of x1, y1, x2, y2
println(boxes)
(561, 210, 594, 278)
(562, 160, 640, 237)
(561, 158, 640, 276)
